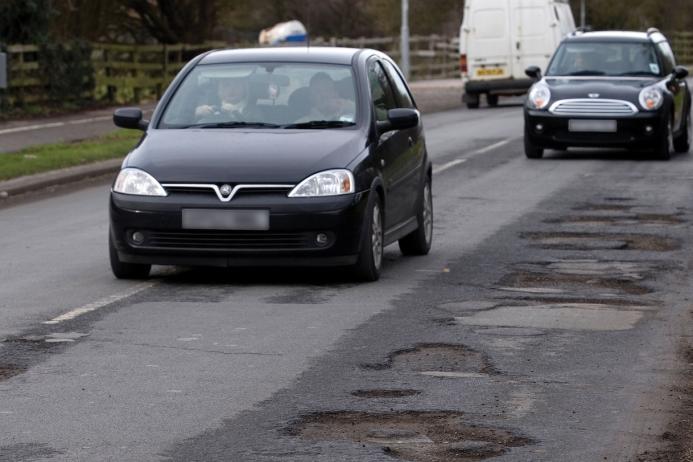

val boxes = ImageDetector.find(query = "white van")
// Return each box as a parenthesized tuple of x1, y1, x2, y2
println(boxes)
(459, 0, 575, 108)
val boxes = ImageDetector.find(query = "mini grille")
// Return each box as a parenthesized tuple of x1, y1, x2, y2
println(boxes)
(549, 99, 638, 116)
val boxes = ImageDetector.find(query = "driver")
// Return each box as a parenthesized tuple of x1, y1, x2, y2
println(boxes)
(195, 77, 258, 121)
(297, 72, 355, 122)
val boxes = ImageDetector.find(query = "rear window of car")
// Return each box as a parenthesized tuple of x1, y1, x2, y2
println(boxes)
(159, 62, 358, 128)
(546, 41, 662, 77)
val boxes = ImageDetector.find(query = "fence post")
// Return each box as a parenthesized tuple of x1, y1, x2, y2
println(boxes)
(0, 51, 6, 90)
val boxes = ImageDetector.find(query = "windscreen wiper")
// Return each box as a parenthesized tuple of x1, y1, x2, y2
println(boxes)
(181, 121, 282, 129)
(283, 120, 356, 129)
(616, 71, 657, 77)
(566, 70, 607, 76)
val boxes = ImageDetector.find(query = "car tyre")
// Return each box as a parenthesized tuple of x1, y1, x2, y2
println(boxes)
(674, 109, 691, 153)
(524, 132, 544, 159)
(109, 233, 151, 279)
(352, 192, 384, 282)
(655, 116, 673, 161)
(487, 94, 499, 107)
(399, 177, 433, 256)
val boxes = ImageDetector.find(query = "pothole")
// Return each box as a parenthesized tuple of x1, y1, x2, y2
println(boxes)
(0, 364, 27, 381)
(545, 214, 684, 226)
(287, 411, 534, 462)
(361, 343, 498, 375)
(522, 232, 680, 252)
(499, 271, 652, 295)
(351, 389, 421, 398)
(573, 203, 635, 212)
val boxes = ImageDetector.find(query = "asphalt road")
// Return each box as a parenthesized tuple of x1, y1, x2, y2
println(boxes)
(1, 101, 692, 462)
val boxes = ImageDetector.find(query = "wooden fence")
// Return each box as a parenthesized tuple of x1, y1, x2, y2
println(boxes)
(669, 32, 693, 66)
(1, 35, 459, 107)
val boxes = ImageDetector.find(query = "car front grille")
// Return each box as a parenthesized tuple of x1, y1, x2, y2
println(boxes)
(141, 230, 318, 250)
(549, 99, 639, 116)
(161, 184, 294, 202)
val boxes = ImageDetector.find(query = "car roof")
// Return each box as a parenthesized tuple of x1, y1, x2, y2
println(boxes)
(199, 47, 365, 65)
(566, 30, 667, 44)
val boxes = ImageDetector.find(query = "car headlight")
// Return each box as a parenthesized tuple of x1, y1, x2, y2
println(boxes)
(528, 84, 551, 110)
(113, 168, 167, 196)
(288, 169, 355, 197)
(639, 86, 664, 111)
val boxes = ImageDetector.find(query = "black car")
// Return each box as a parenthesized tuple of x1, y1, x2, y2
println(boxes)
(524, 29, 691, 160)
(109, 47, 432, 281)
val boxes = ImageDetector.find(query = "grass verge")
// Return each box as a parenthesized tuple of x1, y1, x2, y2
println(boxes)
(0, 129, 141, 182)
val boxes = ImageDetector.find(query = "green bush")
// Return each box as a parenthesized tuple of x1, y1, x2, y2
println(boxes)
(38, 40, 94, 103)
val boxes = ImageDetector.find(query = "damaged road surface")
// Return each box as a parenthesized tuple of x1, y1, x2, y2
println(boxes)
(1, 104, 693, 461)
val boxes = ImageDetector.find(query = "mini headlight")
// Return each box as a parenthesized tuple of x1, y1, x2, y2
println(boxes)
(288, 169, 355, 197)
(528, 84, 551, 110)
(113, 168, 167, 196)
(639, 86, 663, 111)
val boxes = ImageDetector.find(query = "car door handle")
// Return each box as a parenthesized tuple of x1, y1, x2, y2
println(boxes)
(407, 136, 414, 147)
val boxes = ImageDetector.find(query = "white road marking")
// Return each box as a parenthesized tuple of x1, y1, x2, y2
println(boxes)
(0, 116, 112, 135)
(432, 137, 515, 176)
(432, 159, 467, 175)
(43, 282, 155, 325)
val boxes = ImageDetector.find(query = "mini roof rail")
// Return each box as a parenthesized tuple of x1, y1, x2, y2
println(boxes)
(647, 27, 661, 35)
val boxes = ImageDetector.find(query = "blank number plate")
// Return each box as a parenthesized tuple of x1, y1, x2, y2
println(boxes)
(182, 209, 269, 231)
(569, 119, 617, 133)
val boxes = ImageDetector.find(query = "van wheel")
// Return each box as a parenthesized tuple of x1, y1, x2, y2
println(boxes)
(109, 233, 151, 279)
(465, 93, 480, 109)
(524, 134, 544, 159)
(487, 94, 499, 107)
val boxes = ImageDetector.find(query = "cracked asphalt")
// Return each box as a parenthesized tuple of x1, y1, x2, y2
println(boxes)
(1, 101, 692, 461)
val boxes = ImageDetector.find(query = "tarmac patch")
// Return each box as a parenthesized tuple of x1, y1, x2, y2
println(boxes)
(521, 232, 680, 252)
(361, 343, 498, 375)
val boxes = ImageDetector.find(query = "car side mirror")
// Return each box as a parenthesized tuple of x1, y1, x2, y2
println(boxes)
(525, 66, 542, 80)
(113, 107, 149, 131)
(673, 65, 689, 80)
(377, 108, 419, 133)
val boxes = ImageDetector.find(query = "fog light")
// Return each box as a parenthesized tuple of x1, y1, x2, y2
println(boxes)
(535, 123, 544, 132)
(645, 125, 654, 134)
(131, 231, 145, 245)
(315, 233, 329, 246)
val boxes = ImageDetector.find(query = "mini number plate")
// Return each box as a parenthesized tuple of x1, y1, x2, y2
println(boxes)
(568, 119, 617, 133)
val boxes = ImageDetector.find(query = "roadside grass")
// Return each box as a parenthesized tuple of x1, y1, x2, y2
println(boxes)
(0, 129, 141, 181)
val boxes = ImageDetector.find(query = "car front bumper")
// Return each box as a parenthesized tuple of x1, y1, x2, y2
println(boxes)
(110, 190, 371, 267)
(525, 109, 666, 149)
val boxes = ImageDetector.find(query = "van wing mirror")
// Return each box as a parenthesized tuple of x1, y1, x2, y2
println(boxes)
(525, 66, 542, 80)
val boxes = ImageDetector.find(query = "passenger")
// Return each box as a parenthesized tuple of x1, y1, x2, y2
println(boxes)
(297, 72, 355, 122)
(195, 77, 258, 121)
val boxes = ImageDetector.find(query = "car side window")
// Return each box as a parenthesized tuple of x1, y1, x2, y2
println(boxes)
(381, 60, 416, 109)
(657, 41, 676, 74)
(368, 61, 398, 122)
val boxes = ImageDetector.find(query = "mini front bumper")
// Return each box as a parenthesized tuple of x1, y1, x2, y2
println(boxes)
(524, 108, 666, 149)
(110, 190, 370, 267)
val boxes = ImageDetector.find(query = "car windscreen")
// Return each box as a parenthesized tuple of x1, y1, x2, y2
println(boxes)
(159, 62, 358, 129)
(546, 41, 662, 77)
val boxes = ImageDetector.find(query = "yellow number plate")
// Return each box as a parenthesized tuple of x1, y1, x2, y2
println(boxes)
(476, 68, 505, 77)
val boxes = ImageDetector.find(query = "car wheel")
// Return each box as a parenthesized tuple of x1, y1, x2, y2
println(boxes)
(109, 233, 151, 279)
(487, 94, 499, 107)
(399, 177, 433, 256)
(524, 132, 544, 159)
(655, 117, 673, 161)
(352, 193, 383, 282)
(674, 109, 691, 153)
